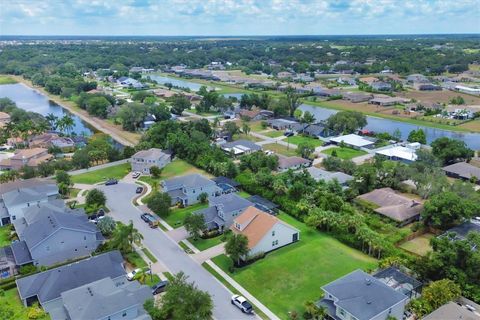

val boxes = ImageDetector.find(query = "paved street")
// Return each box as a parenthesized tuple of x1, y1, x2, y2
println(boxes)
(100, 182, 258, 320)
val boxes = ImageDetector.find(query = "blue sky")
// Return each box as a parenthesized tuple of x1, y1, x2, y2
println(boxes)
(1, 0, 479, 35)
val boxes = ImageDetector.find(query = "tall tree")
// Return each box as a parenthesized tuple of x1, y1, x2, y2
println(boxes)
(225, 234, 249, 266)
(109, 221, 143, 253)
(285, 86, 301, 117)
(184, 213, 206, 240)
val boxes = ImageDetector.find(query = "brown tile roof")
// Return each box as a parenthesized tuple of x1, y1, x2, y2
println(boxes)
(11, 148, 49, 160)
(277, 155, 310, 169)
(0, 112, 10, 121)
(230, 206, 278, 249)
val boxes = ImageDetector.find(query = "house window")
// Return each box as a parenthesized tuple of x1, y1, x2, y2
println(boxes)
(235, 223, 240, 230)
(275, 240, 278, 245)
(272, 241, 275, 247)
(84, 236, 86, 240)
(272, 231, 275, 236)
(338, 308, 346, 317)
(122, 312, 127, 317)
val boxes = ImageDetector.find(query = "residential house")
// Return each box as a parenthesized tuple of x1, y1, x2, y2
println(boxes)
(442, 162, 480, 184)
(0, 148, 53, 170)
(357, 187, 423, 226)
(131, 148, 171, 175)
(375, 143, 420, 163)
(162, 174, 221, 206)
(267, 118, 299, 130)
(454, 85, 480, 95)
(371, 81, 392, 91)
(369, 97, 408, 106)
(50, 137, 75, 152)
(445, 105, 480, 120)
(195, 193, 253, 231)
(301, 123, 332, 138)
(247, 195, 279, 215)
(329, 134, 376, 149)
(277, 155, 311, 172)
(359, 77, 379, 86)
(238, 109, 263, 121)
(424, 298, 480, 320)
(0, 111, 11, 127)
(407, 74, 429, 83)
(56, 277, 152, 320)
(230, 206, 300, 257)
(343, 92, 372, 103)
(0, 181, 59, 225)
(10, 204, 103, 267)
(317, 269, 408, 320)
(116, 77, 145, 89)
(414, 83, 442, 91)
(28, 133, 60, 149)
(337, 77, 356, 86)
(277, 71, 294, 79)
(442, 220, 480, 241)
(220, 139, 262, 156)
(306, 167, 353, 188)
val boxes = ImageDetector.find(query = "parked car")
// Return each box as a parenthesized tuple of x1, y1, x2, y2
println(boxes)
(231, 295, 254, 314)
(132, 171, 141, 179)
(140, 213, 159, 228)
(284, 131, 294, 137)
(264, 150, 274, 156)
(151, 280, 169, 295)
(136, 186, 143, 194)
(127, 268, 142, 281)
(141, 213, 153, 223)
(105, 179, 118, 186)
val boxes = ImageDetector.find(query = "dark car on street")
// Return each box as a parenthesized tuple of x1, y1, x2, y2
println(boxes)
(136, 186, 143, 194)
(151, 280, 169, 295)
(105, 179, 118, 186)
(141, 213, 153, 222)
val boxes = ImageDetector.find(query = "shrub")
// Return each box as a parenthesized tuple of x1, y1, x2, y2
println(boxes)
(27, 304, 46, 320)
(19, 264, 37, 275)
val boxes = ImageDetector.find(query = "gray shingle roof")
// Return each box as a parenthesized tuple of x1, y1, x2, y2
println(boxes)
(1, 183, 58, 208)
(163, 173, 215, 190)
(61, 277, 152, 320)
(423, 301, 480, 320)
(209, 193, 253, 213)
(10, 240, 33, 265)
(306, 167, 353, 185)
(133, 148, 170, 161)
(16, 250, 125, 304)
(222, 139, 261, 151)
(445, 221, 480, 240)
(322, 269, 407, 320)
(443, 162, 480, 180)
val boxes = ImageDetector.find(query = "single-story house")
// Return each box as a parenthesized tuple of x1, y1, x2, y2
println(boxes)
(375, 143, 420, 163)
(442, 220, 480, 241)
(267, 118, 298, 130)
(444, 105, 480, 120)
(277, 155, 311, 172)
(424, 298, 480, 320)
(305, 167, 353, 187)
(230, 206, 300, 257)
(442, 162, 480, 184)
(0, 148, 53, 170)
(407, 74, 429, 83)
(194, 193, 253, 231)
(359, 77, 379, 85)
(371, 81, 392, 91)
(329, 134, 376, 149)
(455, 85, 480, 95)
(162, 174, 221, 206)
(357, 187, 423, 226)
(414, 83, 442, 91)
(299, 124, 332, 138)
(247, 195, 279, 215)
(221, 139, 262, 156)
(369, 97, 408, 106)
(131, 148, 171, 175)
(343, 92, 372, 103)
(317, 269, 408, 320)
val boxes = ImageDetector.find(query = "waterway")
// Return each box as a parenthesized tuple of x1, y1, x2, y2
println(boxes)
(0, 83, 95, 137)
(147, 74, 208, 91)
(298, 104, 480, 149)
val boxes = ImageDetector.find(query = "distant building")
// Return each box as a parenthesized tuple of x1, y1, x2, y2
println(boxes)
(0, 111, 11, 126)
(424, 298, 480, 320)
(343, 92, 372, 103)
(162, 174, 221, 206)
(131, 148, 171, 175)
(0, 148, 53, 170)
(230, 206, 299, 257)
(442, 162, 480, 184)
(371, 81, 392, 91)
(116, 77, 145, 89)
(305, 167, 352, 188)
(220, 140, 262, 156)
(375, 143, 420, 163)
(442, 220, 480, 241)
(407, 74, 429, 83)
(414, 83, 442, 91)
(369, 97, 408, 106)
(329, 134, 376, 149)
(455, 85, 480, 95)
(277, 155, 311, 172)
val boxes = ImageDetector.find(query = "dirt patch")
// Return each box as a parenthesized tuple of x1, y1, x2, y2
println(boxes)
(459, 119, 480, 132)
(398, 90, 480, 105)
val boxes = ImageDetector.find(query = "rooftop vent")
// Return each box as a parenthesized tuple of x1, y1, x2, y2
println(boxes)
(365, 278, 372, 286)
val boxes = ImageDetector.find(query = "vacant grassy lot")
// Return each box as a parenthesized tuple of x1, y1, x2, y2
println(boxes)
(288, 135, 324, 147)
(0, 225, 12, 247)
(189, 234, 224, 251)
(163, 203, 208, 228)
(0, 75, 17, 84)
(0, 288, 50, 320)
(72, 163, 131, 184)
(262, 143, 297, 157)
(321, 147, 367, 160)
(212, 213, 377, 319)
(399, 233, 434, 256)
(262, 130, 285, 138)
(139, 159, 211, 186)
(459, 119, 480, 132)
(232, 133, 263, 142)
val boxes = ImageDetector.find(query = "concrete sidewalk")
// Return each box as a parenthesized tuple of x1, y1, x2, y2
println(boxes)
(205, 260, 281, 320)
(192, 243, 225, 263)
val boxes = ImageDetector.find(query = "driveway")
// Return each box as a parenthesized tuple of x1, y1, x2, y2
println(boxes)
(99, 182, 257, 320)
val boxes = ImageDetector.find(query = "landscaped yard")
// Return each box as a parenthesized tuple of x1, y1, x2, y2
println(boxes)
(0, 225, 13, 247)
(262, 143, 297, 157)
(139, 159, 211, 186)
(71, 162, 131, 184)
(211, 213, 377, 319)
(261, 130, 285, 138)
(0, 288, 50, 320)
(236, 190, 251, 198)
(287, 135, 324, 147)
(321, 146, 367, 160)
(399, 233, 434, 256)
(188, 234, 225, 251)
(163, 203, 208, 228)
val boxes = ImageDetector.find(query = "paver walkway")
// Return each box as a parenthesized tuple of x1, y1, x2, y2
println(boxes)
(166, 226, 189, 242)
(192, 243, 226, 263)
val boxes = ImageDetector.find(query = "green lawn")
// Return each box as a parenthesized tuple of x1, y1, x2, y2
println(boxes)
(142, 248, 158, 263)
(212, 213, 377, 319)
(321, 147, 367, 160)
(124, 251, 148, 268)
(188, 235, 224, 251)
(399, 233, 434, 256)
(261, 130, 284, 138)
(0, 75, 17, 85)
(287, 135, 324, 147)
(0, 225, 13, 247)
(163, 203, 208, 228)
(262, 143, 297, 157)
(236, 190, 251, 198)
(0, 288, 50, 320)
(72, 163, 131, 184)
(138, 273, 161, 287)
(139, 159, 211, 186)
(232, 133, 263, 142)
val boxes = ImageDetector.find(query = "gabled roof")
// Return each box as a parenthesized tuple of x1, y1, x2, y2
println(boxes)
(1, 183, 58, 208)
(443, 162, 480, 180)
(16, 251, 125, 304)
(133, 148, 170, 161)
(306, 167, 353, 184)
(322, 269, 407, 320)
(222, 140, 261, 152)
(423, 301, 480, 320)
(209, 193, 253, 214)
(61, 277, 152, 320)
(277, 155, 310, 170)
(163, 173, 215, 190)
(330, 134, 375, 148)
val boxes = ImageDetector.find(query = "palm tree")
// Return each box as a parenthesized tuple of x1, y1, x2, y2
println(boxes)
(45, 113, 58, 130)
(110, 221, 143, 253)
(242, 122, 251, 136)
(59, 114, 75, 135)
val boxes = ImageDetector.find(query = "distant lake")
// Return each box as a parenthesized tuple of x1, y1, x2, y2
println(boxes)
(0, 83, 95, 136)
(299, 104, 480, 149)
(147, 75, 209, 91)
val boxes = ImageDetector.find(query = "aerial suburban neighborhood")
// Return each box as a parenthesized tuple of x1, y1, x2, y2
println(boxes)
(0, 1, 479, 320)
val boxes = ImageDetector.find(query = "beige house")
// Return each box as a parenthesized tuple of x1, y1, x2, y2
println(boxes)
(230, 206, 299, 258)
(0, 112, 10, 127)
(0, 148, 53, 170)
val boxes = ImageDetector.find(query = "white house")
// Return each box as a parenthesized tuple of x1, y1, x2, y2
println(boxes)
(230, 206, 299, 257)
(131, 148, 171, 175)
(375, 143, 420, 163)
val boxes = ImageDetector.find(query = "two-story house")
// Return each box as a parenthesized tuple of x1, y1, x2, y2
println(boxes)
(162, 174, 221, 206)
(230, 206, 300, 258)
(194, 193, 253, 231)
(10, 205, 103, 267)
(317, 269, 408, 320)
(131, 148, 172, 175)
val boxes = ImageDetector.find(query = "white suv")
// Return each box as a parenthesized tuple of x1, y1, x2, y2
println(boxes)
(231, 295, 254, 314)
